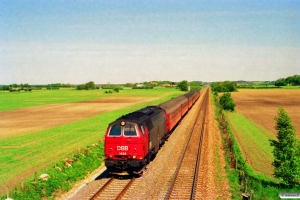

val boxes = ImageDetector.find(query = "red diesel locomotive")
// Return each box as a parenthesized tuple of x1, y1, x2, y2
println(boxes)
(104, 90, 200, 175)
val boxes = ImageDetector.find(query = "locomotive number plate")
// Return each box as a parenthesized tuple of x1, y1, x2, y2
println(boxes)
(119, 152, 127, 155)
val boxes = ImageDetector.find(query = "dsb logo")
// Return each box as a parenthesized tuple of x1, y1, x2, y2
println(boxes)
(117, 146, 128, 151)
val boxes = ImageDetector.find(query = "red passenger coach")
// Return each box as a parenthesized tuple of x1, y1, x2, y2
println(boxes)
(159, 90, 200, 132)
(184, 90, 200, 108)
(159, 95, 188, 132)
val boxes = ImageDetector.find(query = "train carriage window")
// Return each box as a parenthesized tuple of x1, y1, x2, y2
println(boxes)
(124, 125, 137, 136)
(108, 125, 122, 136)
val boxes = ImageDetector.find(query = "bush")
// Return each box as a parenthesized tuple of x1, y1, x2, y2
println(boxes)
(219, 92, 235, 111)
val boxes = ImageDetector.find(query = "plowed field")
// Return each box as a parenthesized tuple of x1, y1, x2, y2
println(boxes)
(231, 89, 300, 137)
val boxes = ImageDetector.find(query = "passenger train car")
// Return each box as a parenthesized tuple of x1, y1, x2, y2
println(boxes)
(104, 90, 200, 175)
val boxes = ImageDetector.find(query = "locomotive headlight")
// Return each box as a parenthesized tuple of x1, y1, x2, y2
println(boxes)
(132, 155, 136, 159)
(109, 155, 112, 158)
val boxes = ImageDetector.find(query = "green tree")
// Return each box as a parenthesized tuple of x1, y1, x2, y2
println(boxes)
(274, 78, 286, 87)
(190, 81, 202, 91)
(219, 92, 235, 111)
(85, 81, 96, 90)
(269, 107, 300, 184)
(177, 80, 189, 91)
(211, 81, 237, 93)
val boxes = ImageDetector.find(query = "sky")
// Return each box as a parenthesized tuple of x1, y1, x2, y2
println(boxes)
(0, 0, 299, 84)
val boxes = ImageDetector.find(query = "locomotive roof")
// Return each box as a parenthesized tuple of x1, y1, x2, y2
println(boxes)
(113, 106, 163, 124)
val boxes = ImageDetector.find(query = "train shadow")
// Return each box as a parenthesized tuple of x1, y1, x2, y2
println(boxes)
(95, 169, 138, 180)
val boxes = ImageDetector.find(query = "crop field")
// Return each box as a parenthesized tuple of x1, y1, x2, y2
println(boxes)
(0, 88, 184, 190)
(231, 89, 300, 136)
(227, 89, 300, 177)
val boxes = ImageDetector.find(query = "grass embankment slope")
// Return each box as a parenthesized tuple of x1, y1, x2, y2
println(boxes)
(0, 88, 184, 188)
(226, 112, 276, 177)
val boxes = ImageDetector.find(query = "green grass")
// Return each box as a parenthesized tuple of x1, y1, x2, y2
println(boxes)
(281, 86, 300, 89)
(226, 112, 276, 177)
(0, 87, 181, 111)
(0, 88, 184, 187)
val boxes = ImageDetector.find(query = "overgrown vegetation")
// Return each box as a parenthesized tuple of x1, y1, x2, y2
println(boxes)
(219, 92, 235, 111)
(212, 90, 300, 199)
(270, 107, 300, 184)
(1, 143, 104, 200)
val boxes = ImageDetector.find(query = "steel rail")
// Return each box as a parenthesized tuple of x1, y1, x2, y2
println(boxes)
(90, 178, 114, 200)
(190, 91, 208, 199)
(90, 177, 136, 200)
(164, 89, 209, 200)
(115, 178, 136, 200)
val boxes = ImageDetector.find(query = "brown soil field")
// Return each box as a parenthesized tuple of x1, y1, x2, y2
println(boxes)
(231, 89, 300, 137)
(0, 97, 157, 139)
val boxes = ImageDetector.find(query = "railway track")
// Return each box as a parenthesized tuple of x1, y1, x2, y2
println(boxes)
(67, 88, 212, 200)
(89, 177, 135, 200)
(164, 89, 209, 200)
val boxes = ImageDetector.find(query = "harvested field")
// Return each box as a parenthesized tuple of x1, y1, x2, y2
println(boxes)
(0, 97, 157, 139)
(231, 89, 300, 137)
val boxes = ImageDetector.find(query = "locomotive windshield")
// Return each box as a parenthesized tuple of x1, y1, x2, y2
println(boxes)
(107, 123, 138, 137)
(124, 124, 137, 136)
(108, 125, 122, 136)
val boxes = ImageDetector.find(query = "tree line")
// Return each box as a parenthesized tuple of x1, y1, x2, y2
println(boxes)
(275, 74, 300, 86)
(0, 83, 74, 91)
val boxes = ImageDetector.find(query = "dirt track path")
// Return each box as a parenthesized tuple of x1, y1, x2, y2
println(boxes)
(0, 97, 156, 139)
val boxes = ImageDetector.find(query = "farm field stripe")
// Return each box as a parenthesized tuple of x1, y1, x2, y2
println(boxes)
(0, 88, 182, 112)
(226, 112, 276, 177)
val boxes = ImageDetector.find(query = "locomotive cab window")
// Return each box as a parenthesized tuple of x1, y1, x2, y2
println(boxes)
(108, 125, 122, 136)
(124, 124, 138, 136)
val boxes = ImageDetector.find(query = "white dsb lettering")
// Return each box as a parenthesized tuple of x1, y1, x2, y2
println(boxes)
(117, 146, 128, 151)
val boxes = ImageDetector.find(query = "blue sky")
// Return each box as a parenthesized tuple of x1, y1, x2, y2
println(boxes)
(1, 0, 299, 84)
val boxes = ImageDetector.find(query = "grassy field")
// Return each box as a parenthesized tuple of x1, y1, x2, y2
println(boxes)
(0, 87, 181, 111)
(0, 88, 184, 188)
(226, 112, 276, 177)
